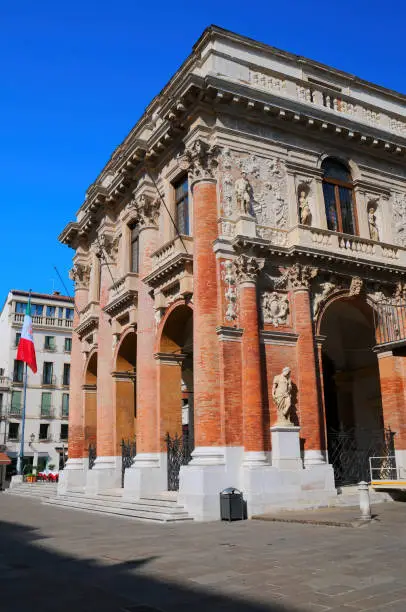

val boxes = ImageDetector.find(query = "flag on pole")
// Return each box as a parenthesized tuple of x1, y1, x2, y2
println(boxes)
(16, 298, 37, 374)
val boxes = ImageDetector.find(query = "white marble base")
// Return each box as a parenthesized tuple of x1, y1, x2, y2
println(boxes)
(10, 475, 23, 488)
(85, 455, 121, 494)
(58, 458, 88, 494)
(271, 426, 302, 470)
(235, 215, 256, 238)
(123, 452, 167, 499)
(395, 450, 406, 479)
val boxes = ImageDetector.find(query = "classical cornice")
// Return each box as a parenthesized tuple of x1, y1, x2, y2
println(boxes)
(103, 290, 138, 319)
(144, 252, 193, 290)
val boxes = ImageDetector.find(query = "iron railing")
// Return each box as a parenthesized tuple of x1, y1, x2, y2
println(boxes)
(165, 431, 192, 492)
(88, 443, 97, 470)
(121, 438, 136, 488)
(373, 301, 406, 346)
(327, 427, 395, 486)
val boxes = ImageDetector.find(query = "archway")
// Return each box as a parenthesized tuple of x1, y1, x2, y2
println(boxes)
(84, 352, 97, 455)
(320, 297, 385, 485)
(114, 331, 137, 457)
(157, 303, 194, 490)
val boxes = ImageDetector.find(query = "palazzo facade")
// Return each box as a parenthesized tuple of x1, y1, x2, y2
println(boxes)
(59, 27, 406, 520)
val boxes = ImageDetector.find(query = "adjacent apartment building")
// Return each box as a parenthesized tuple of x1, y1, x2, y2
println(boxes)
(0, 290, 73, 474)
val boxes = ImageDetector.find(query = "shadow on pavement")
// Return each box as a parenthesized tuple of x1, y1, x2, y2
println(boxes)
(0, 518, 301, 612)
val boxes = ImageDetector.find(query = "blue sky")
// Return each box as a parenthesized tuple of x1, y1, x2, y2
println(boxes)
(1, 0, 404, 300)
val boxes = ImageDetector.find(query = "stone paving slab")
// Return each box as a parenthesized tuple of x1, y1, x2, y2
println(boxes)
(252, 506, 378, 527)
(0, 495, 406, 612)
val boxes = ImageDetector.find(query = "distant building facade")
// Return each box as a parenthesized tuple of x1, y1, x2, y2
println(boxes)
(0, 290, 73, 474)
(59, 27, 406, 520)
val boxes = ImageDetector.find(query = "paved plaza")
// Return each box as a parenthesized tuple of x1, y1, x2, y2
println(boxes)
(0, 496, 406, 612)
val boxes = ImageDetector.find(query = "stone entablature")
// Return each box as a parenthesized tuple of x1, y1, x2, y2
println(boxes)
(104, 273, 139, 321)
(75, 301, 100, 340)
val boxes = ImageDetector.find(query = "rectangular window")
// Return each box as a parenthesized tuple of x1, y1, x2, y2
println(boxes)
(42, 362, 54, 385)
(64, 337, 72, 352)
(15, 332, 21, 347)
(10, 391, 22, 415)
(65, 308, 74, 320)
(13, 360, 24, 383)
(39, 423, 50, 440)
(44, 336, 56, 351)
(130, 223, 139, 273)
(46, 306, 56, 318)
(58, 307, 64, 319)
(323, 183, 338, 232)
(60, 424, 68, 440)
(8, 422, 19, 440)
(174, 177, 190, 236)
(62, 393, 69, 417)
(63, 364, 70, 386)
(15, 302, 25, 314)
(41, 392, 52, 417)
(0, 368, 4, 376)
(31, 303, 43, 317)
(0, 393, 3, 413)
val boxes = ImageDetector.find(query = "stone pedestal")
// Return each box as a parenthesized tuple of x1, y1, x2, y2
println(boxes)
(235, 215, 256, 238)
(85, 456, 121, 494)
(271, 426, 302, 470)
(123, 452, 167, 499)
(58, 458, 88, 494)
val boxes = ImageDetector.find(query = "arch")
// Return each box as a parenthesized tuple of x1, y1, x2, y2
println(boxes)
(113, 329, 137, 456)
(317, 152, 361, 181)
(318, 296, 384, 485)
(83, 351, 98, 450)
(316, 291, 376, 337)
(155, 299, 193, 354)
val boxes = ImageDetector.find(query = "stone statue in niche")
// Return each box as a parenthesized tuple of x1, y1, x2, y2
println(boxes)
(298, 189, 311, 226)
(272, 367, 293, 427)
(234, 172, 253, 216)
(368, 207, 380, 241)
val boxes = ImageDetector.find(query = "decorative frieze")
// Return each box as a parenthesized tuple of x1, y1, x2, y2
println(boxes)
(392, 192, 406, 247)
(222, 260, 238, 321)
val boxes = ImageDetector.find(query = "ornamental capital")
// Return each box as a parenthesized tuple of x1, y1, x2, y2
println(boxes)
(234, 255, 262, 284)
(69, 263, 91, 290)
(137, 194, 160, 227)
(177, 139, 220, 185)
(96, 233, 120, 263)
(287, 263, 318, 290)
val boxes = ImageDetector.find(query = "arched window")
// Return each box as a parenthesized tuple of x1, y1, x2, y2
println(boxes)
(322, 158, 357, 235)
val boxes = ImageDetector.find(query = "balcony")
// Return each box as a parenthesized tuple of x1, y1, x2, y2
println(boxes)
(9, 407, 22, 418)
(75, 301, 100, 339)
(40, 406, 55, 419)
(41, 375, 57, 388)
(287, 226, 406, 267)
(0, 375, 10, 390)
(145, 236, 194, 307)
(11, 313, 73, 330)
(104, 273, 139, 319)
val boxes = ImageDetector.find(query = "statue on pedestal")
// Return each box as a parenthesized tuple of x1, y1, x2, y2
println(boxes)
(272, 366, 293, 427)
(368, 207, 380, 242)
(235, 172, 252, 215)
(298, 190, 311, 226)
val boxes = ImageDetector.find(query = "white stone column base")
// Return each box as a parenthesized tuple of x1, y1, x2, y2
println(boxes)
(86, 456, 121, 494)
(303, 449, 328, 466)
(179, 447, 243, 521)
(271, 426, 302, 470)
(395, 450, 406, 479)
(58, 458, 88, 494)
(10, 475, 23, 488)
(123, 452, 167, 499)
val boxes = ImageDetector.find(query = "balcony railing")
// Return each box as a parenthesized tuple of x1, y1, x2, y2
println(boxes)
(40, 406, 55, 419)
(41, 375, 57, 387)
(9, 407, 22, 417)
(61, 408, 69, 419)
(11, 313, 73, 329)
(151, 235, 194, 272)
(0, 375, 10, 389)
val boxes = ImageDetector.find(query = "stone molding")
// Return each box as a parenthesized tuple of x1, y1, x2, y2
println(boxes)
(69, 263, 91, 290)
(216, 326, 244, 342)
(154, 351, 187, 365)
(260, 330, 299, 345)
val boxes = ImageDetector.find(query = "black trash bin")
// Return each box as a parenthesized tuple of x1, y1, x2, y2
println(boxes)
(220, 487, 244, 521)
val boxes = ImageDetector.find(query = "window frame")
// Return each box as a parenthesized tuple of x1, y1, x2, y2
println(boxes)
(60, 424, 68, 440)
(63, 363, 70, 387)
(39, 423, 50, 441)
(129, 221, 140, 274)
(322, 160, 359, 236)
(64, 337, 72, 352)
(62, 393, 69, 417)
(8, 422, 19, 440)
(42, 362, 54, 385)
(173, 175, 190, 237)
(13, 360, 24, 383)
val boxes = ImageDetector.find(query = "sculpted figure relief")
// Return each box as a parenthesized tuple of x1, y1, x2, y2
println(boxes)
(272, 367, 294, 427)
(368, 207, 380, 242)
(298, 190, 311, 226)
(313, 278, 336, 319)
(234, 172, 253, 216)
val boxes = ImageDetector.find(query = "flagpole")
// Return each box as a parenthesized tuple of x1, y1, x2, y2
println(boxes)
(17, 363, 28, 477)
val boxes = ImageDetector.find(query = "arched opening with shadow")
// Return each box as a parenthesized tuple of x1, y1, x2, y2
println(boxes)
(319, 297, 385, 486)
(113, 331, 137, 458)
(157, 302, 194, 490)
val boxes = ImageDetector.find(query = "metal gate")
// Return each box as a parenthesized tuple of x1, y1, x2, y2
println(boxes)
(327, 427, 395, 486)
(121, 438, 136, 488)
(165, 431, 192, 491)
(88, 443, 97, 470)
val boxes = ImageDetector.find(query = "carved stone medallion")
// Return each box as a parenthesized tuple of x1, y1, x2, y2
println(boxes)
(262, 292, 289, 326)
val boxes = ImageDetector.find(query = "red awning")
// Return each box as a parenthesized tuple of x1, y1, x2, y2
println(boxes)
(0, 453, 11, 465)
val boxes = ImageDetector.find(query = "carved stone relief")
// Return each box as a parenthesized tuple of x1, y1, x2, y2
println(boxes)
(349, 276, 363, 297)
(178, 139, 220, 184)
(234, 255, 262, 284)
(222, 260, 238, 321)
(261, 292, 289, 326)
(69, 263, 91, 290)
(312, 276, 338, 320)
(219, 149, 288, 230)
(287, 263, 318, 290)
(392, 192, 406, 247)
(367, 201, 380, 242)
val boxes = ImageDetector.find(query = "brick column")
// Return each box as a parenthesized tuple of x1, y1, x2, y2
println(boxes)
(290, 264, 326, 465)
(192, 179, 222, 455)
(235, 255, 266, 464)
(67, 265, 90, 460)
(378, 351, 406, 453)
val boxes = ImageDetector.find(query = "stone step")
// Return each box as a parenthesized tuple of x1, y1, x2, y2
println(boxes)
(62, 491, 180, 509)
(46, 497, 192, 522)
(51, 493, 188, 514)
